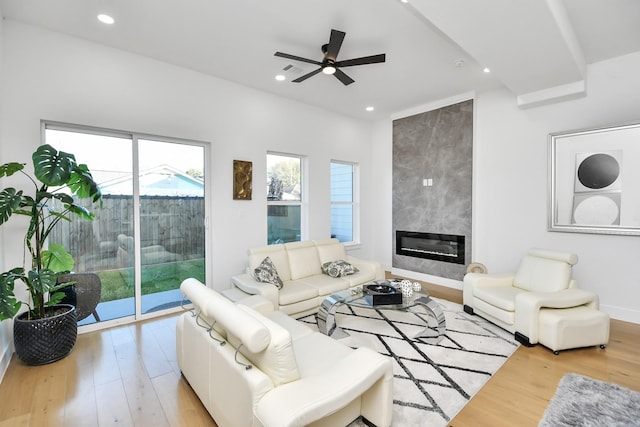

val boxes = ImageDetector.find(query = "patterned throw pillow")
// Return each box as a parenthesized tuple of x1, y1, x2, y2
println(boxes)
(253, 256, 283, 289)
(321, 260, 359, 278)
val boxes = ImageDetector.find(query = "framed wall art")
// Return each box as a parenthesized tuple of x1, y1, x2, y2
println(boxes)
(233, 160, 252, 200)
(548, 120, 640, 235)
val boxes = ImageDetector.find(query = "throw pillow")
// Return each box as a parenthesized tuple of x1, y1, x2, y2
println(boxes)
(321, 260, 359, 278)
(253, 257, 284, 289)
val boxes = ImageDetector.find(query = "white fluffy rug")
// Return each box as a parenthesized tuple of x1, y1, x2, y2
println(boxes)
(298, 298, 519, 426)
(539, 373, 640, 427)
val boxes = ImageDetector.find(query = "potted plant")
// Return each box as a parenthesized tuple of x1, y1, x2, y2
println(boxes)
(0, 144, 102, 365)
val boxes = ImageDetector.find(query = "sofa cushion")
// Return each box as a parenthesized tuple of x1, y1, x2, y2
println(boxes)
(342, 269, 377, 287)
(291, 332, 353, 378)
(235, 304, 301, 387)
(249, 244, 291, 282)
(278, 281, 318, 306)
(267, 310, 315, 342)
(321, 260, 359, 278)
(285, 241, 322, 280)
(473, 286, 523, 312)
(314, 238, 347, 264)
(253, 256, 284, 289)
(296, 275, 350, 296)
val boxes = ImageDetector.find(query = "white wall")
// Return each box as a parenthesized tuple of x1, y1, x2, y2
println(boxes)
(373, 51, 640, 324)
(0, 20, 379, 375)
(0, 6, 14, 383)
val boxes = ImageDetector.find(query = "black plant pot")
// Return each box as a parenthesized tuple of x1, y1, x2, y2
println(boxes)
(13, 304, 78, 365)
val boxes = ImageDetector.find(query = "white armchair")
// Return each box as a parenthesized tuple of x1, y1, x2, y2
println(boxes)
(463, 249, 606, 350)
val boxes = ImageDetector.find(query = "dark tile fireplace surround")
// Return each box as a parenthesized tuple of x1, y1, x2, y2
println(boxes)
(392, 99, 472, 280)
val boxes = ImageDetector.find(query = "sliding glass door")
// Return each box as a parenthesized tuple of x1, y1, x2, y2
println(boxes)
(44, 122, 207, 328)
(138, 139, 205, 314)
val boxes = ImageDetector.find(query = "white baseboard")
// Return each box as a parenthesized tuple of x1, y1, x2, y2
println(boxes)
(600, 303, 640, 325)
(0, 343, 12, 384)
(390, 268, 463, 290)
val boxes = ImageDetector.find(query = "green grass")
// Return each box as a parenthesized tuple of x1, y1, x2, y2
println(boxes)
(97, 258, 205, 302)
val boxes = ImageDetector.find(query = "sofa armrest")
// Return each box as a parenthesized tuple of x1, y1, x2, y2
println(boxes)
(463, 273, 515, 306)
(231, 273, 280, 309)
(514, 288, 599, 344)
(464, 273, 515, 288)
(346, 256, 385, 280)
(254, 347, 393, 427)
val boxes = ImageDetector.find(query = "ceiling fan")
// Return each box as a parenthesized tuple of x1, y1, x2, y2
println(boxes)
(274, 29, 386, 86)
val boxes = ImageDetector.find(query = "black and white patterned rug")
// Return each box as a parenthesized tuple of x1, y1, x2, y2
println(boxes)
(298, 297, 519, 426)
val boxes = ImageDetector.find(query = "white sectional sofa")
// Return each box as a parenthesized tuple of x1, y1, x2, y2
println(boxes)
(224, 239, 384, 318)
(177, 278, 394, 427)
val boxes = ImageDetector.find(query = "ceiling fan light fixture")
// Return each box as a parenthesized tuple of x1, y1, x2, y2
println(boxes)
(322, 65, 337, 75)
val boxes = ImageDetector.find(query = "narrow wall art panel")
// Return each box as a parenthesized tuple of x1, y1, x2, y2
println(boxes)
(233, 160, 252, 200)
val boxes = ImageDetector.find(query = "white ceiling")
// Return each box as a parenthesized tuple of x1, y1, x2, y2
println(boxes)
(1, 0, 639, 121)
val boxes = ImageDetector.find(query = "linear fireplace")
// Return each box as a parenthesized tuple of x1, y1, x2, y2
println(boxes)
(396, 230, 465, 265)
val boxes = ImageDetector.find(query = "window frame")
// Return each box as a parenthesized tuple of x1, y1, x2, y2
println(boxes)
(266, 152, 306, 244)
(330, 159, 360, 245)
(42, 120, 211, 330)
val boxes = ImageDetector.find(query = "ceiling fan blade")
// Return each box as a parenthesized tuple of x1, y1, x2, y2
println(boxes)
(325, 29, 346, 61)
(274, 52, 322, 66)
(292, 67, 323, 83)
(334, 69, 355, 86)
(335, 53, 386, 68)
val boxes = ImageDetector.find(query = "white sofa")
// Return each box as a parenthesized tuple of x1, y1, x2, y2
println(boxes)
(224, 239, 384, 318)
(177, 278, 394, 427)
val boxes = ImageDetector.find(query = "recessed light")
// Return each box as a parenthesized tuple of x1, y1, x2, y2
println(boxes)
(275, 74, 286, 81)
(366, 106, 375, 112)
(483, 67, 491, 73)
(400, 0, 409, 3)
(97, 14, 115, 25)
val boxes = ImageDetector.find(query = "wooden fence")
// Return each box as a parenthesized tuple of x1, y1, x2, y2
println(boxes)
(49, 195, 205, 271)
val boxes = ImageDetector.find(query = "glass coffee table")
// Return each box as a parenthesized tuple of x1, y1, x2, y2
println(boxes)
(317, 281, 446, 344)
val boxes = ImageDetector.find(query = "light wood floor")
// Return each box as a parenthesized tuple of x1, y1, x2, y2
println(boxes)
(419, 281, 640, 427)
(0, 314, 215, 427)
(0, 281, 638, 427)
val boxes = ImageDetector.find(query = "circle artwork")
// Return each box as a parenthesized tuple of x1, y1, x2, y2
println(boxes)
(577, 153, 620, 189)
(573, 195, 619, 225)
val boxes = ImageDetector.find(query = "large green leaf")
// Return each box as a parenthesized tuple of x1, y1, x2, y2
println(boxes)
(69, 164, 102, 203)
(51, 193, 74, 205)
(0, 188, 23, 225)
(0, 270, 25, 320)
(0, 162, 25, 178)
(27, 268, 58, 294)
(42, 244, 75, 272)
(32, 144, 73, 187)
(66, 204, 94, 221)
(46, 291, 66, 307)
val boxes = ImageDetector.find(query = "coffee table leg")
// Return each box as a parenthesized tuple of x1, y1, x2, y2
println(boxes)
(317, 294, 350, 338)
(412, 296, 446, 344)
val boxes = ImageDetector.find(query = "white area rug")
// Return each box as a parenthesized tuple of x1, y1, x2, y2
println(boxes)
(298, 298, 519, 426)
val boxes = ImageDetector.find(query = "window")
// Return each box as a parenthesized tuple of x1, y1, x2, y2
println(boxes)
(44, 122, 208, 326)
(267, 153, 303, 244)
(331, 160, 358, 244)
